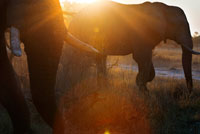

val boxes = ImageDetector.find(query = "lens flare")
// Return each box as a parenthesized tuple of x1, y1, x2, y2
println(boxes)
(104, 130, 110, 134)
(60, 0, 65, 6)
(66, 0, 96, 3)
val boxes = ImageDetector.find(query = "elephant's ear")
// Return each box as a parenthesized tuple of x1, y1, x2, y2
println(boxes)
(6, 26, 22, 57)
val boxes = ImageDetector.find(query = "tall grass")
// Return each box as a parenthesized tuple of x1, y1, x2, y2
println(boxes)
(0, 40, 199, 133)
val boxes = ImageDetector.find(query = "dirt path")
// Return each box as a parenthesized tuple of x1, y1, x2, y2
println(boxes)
(112, 64, 200, 81)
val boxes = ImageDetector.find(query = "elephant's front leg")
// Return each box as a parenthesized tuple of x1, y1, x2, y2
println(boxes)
(24, 34, 64, 132)
(182, 47, 193, 94)
(132, 48, 155, 93)
(96, 55, 107, 78)
(96, 55, 107, 86)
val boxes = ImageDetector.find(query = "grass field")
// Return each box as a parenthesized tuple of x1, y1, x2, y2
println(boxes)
(0, 40, 200, 134)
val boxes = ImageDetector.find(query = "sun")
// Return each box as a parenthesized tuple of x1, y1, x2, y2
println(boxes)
(61, 0, 96, 4)
(104, 130, 110, 134)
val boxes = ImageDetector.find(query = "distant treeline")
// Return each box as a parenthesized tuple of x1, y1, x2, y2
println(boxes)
(193, 36, 200, 46)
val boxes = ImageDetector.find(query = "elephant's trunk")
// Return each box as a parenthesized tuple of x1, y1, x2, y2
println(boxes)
(181, 36, 193, 93)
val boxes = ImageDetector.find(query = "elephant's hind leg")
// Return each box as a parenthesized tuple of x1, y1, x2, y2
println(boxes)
(132, 48, 155, 93)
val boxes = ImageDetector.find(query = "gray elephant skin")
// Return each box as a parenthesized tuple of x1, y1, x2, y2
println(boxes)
(69, 1, 200, 93)
(0, 0, 99, 134)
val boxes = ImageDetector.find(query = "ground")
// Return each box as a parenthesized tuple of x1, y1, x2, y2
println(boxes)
(0, 41, 200, 134)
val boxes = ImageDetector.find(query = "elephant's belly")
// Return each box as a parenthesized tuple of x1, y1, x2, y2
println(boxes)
(97, 36, 133, 55)
(100, 41, 133, 55)
(69, 1, 166, 56)
(69, 25, 135, 55)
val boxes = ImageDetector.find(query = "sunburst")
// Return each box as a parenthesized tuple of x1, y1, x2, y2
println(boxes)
(62, 0, 96, 4)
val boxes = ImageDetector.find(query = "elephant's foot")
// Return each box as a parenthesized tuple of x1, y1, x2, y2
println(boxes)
(183, 81, 193, 99)
(97, 75, 108, 87)
(138, 85, 149, 96)
(173, 84, 193, 100)
(187, 81, 193, 95)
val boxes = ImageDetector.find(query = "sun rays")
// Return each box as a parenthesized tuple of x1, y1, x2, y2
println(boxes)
(61, 0, 96, 4)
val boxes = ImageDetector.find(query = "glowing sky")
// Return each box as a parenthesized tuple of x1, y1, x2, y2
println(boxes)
(62, 0, 200, 34)
(66, 0, 96, 3)
(115, 0, 200, 34)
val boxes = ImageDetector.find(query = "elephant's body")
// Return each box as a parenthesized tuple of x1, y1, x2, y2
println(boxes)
(69, 1, 194, 92)
(69, 1, 189, 55)
(70, 1, 166, 54)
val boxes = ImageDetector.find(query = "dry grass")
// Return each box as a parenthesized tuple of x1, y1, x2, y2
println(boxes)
(0, 41, 200, 134)
(57, 68, 200, 134)
(153, 44, 200, 69)
(107, 41, 200, 70)
(60, 78, 151, 134)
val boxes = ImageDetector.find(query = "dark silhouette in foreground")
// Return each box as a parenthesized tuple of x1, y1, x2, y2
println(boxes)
(0, 0, 98, 133)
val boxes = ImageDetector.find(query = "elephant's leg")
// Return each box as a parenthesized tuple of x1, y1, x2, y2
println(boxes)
(147, 63, 155, 82)
(182, 47, 193, 93)
(96, 55, 107, 78)
(0, 38, 30, 134)
(132, 49, 155, 92)
(96, 55, 107, 86)
(24, 35, 64, 131)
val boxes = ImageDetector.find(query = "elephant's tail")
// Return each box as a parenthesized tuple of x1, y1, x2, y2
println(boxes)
(181, 44, 200, 55)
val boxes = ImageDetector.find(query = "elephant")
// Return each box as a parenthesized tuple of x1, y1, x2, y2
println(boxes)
(69, 1, 200, 93)
(0, 0, 99, 133)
